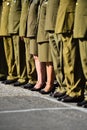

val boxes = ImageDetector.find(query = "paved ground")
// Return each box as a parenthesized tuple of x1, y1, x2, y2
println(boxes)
(0, 82, 87, 130)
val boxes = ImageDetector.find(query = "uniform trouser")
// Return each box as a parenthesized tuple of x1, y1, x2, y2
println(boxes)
(0, 37, 7, 78)
(3, 36, 17, 80)
(62, 33, 84, 97)
(24, 38, 36, 84)
(49, 33, 66, 93)
(79, 39, 87, 100)
(12, 35, 27, 83)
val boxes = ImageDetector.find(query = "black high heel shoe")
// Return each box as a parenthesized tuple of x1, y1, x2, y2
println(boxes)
(39, 89, 52, 94)
(39, 84, 55, 95)
(31, 82, 45, 91)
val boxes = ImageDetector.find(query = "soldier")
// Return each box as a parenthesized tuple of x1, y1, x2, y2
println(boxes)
(0, 0, 18, 83)
(0, 0, 7, 81)
(26, 0, 46, 90)
(19, 0, 37, 88)
(55, 0, 84, 102)
(5, 0, 28, 86)
(74, 0, 87, 107)
(33, 0, 55, 94)
(45, 0, 66, 97)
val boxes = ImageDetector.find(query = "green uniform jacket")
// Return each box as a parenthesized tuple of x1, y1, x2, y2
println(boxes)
(55, 0, 76, 34)
(27, 0, 40, 38)
(45, 0, 59, 32)
(74, 0, 87, 38)
(37, 0, 49, 43)
(0, 0, 11, 36)
(19, 0, 30, 37)
(0, 1, 2, 34)
(8, 0, 21, 34)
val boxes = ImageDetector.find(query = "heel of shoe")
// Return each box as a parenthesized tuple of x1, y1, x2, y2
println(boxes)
(31, 82, 45, 91)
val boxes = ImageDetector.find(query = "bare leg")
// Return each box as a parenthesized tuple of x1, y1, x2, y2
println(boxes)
(33, 56, 46, 89)
(42, 62, 54, 92)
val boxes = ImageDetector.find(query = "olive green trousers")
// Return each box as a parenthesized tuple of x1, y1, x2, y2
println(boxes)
(0, 37, 7, 78)
(79, 39, 87, 99)
(3, 36, 17, 80)
(12, 35, 27, 83)
(62, 34, 84, 97)
(49, 33, 66, 93)
(24, 38, 37, 84)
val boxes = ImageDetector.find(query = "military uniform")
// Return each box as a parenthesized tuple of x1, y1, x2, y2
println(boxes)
(55, 0, 84, 102)
(37, 0, 52, 62)
(19, 0, 37, 86)
(0, 1, 2, 27)
(0, 0, 18, 82)
(74, 0, 87, 107)
(45, 0, 66, 96)
(27, 0, 40, 56)
(26, 0, 44, 89)
(36, 0, 54, 94)
(8, 0, 28, 85)
(0, 0, 7, 81)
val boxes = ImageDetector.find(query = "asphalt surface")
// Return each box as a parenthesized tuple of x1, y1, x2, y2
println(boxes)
(0, 82, 87, 130)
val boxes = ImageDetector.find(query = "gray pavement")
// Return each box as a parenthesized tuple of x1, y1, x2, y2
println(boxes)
(0, 82, 87, 130)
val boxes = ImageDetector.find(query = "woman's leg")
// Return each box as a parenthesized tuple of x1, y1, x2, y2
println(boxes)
(32, 56, 46, 90)
(40, 62, 54, 93)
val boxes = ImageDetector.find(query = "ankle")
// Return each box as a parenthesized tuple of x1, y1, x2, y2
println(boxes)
(34, 81, 45, 89)
(43, 82, 53, 92)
